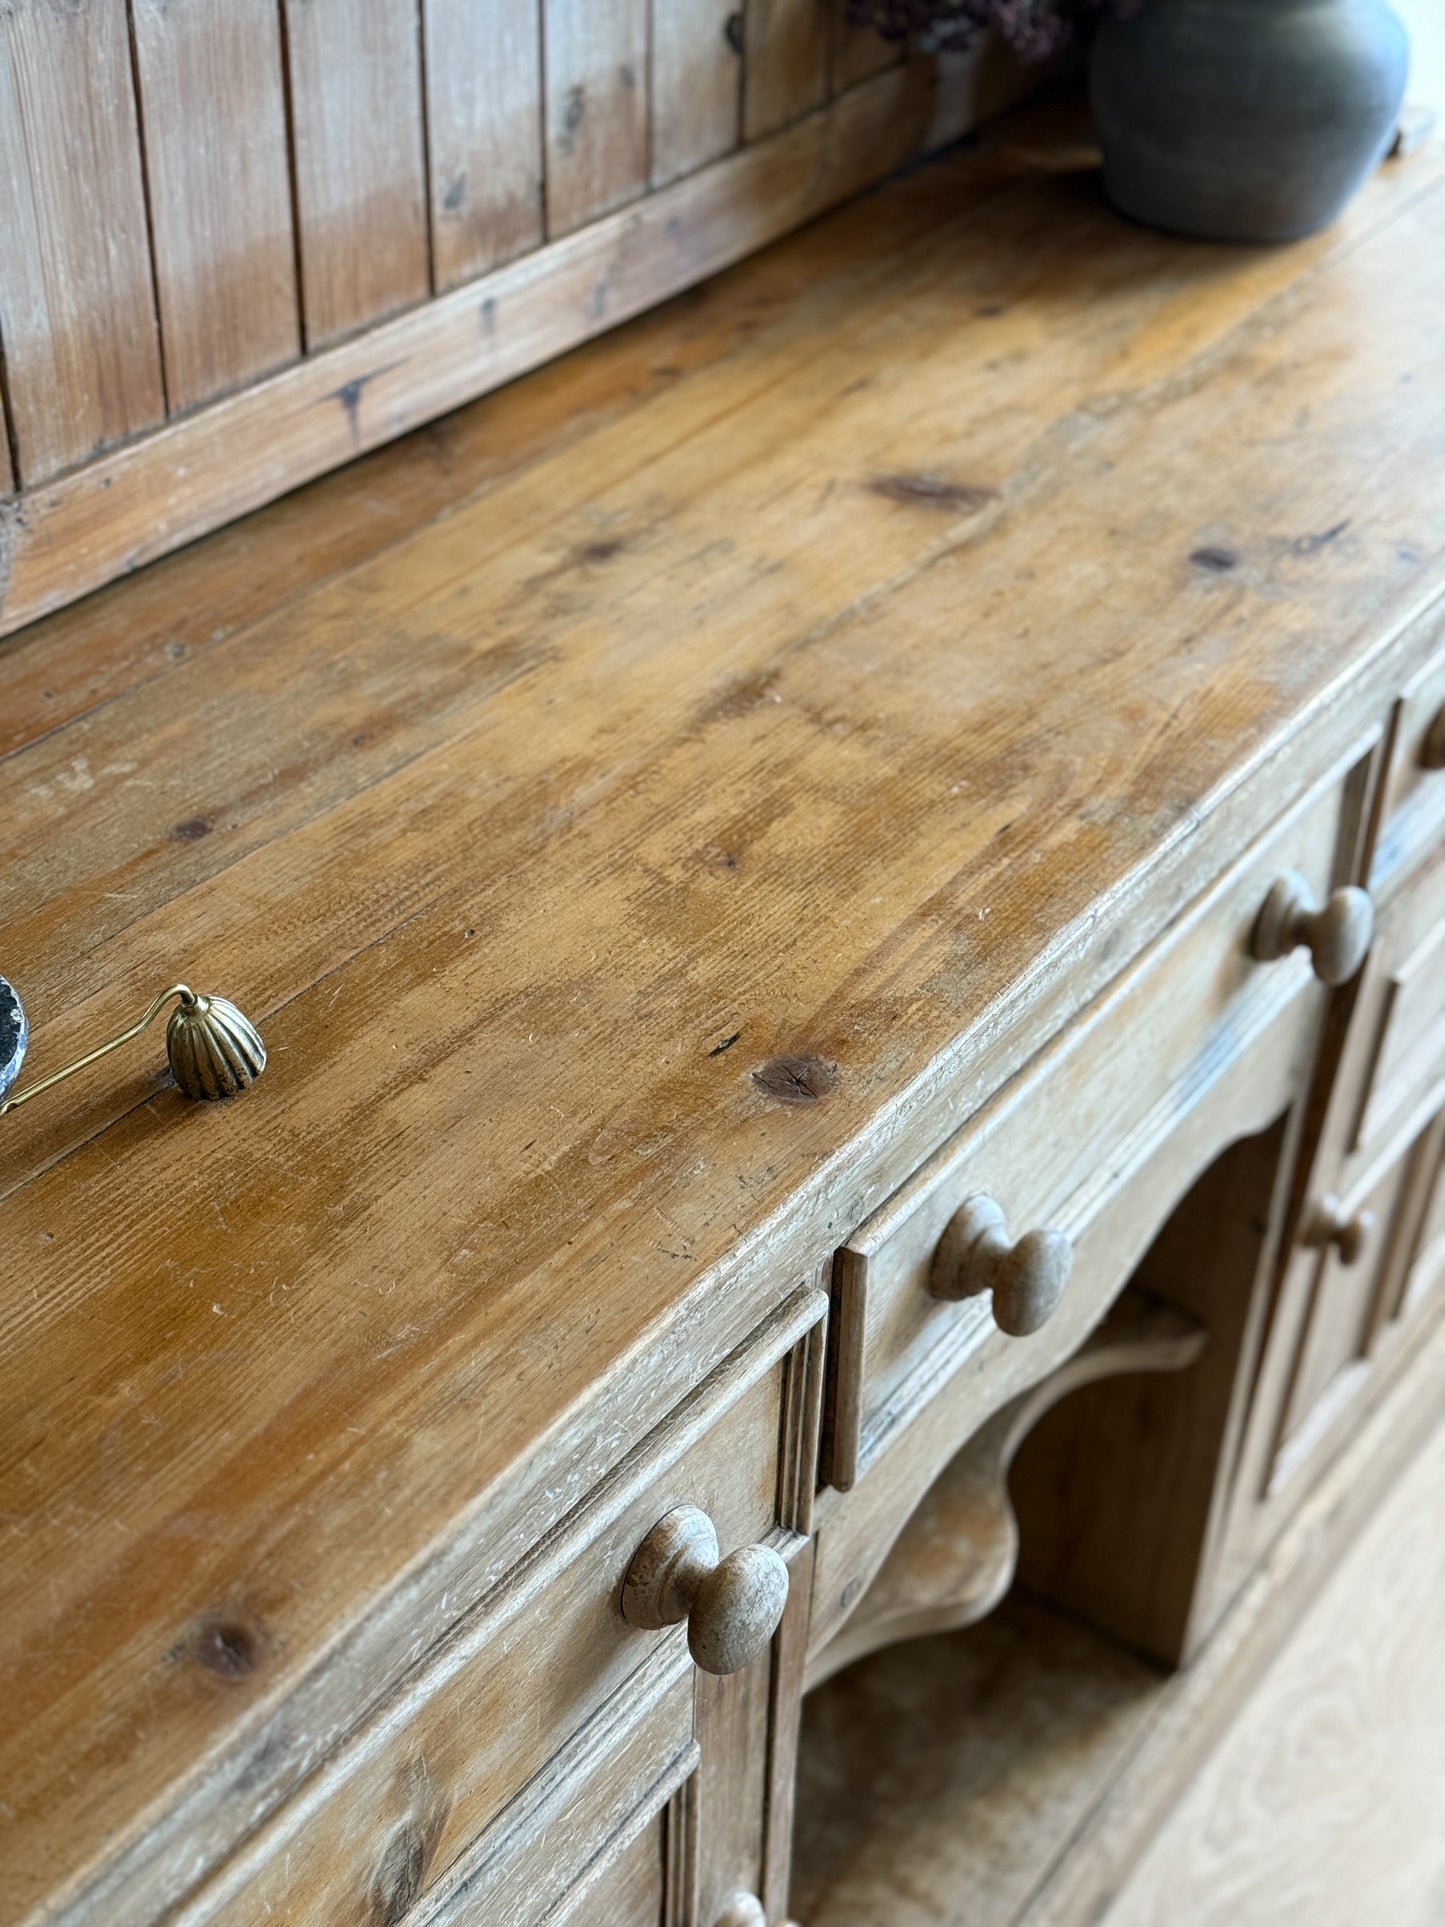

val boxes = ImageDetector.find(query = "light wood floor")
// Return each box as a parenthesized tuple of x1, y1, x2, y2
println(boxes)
(794, 1406, 1445, 1927)
(1102, 1416, 1445, 1927)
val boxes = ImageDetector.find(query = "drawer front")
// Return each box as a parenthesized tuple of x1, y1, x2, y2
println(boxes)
(180, 1295, 822, 1927)
(1374, 625, 1445, 887)
(828, 765, 1361, 1487)
(549, 1816, 671, 1927)
(421, 1648, 693, 1927)
(810, 993, 1312, 1661)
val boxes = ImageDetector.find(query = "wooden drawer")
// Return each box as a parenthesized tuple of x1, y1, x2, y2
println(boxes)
(1373, 624, 1445, 888)
(176, 1294, 823, 1927)
(827, 763, 1366, 1488)
(418, 1648, 694, 1927)
(810, 985, 1314, 1662)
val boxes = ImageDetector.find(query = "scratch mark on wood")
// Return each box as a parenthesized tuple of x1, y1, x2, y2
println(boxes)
(1292, 519, 1351, 555)
(1191, 545, 1240, 572)
(870, 473, 998, 512)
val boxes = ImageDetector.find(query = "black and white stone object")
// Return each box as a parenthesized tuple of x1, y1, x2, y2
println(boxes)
(0, 975, 28, 1101)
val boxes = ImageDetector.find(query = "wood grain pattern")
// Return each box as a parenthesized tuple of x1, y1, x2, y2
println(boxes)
(793, 1322, 1445, 1927)
(809, 994, 1316, 1669)
(0, 58, 986, 636)
(130, 0, 300, 410)
(652, 0, 743, 187)
(0, 0, 164, 481)
(0, 382, 13, 495)
(811, 1292, 1205, 1687)
(1012, 1121, 1297, 1667)
(693, 1649, 775, 1926)
(1102, 1419, 1445, 1927)
(831, 12, 901, 93)
(148, 1300, 811, 1927)
(543, 0, 651, 237)
(282, 0, 431, 346)
(829, 763, 1356, 1488)
(423, 0, 544, 289)
(744, 0, 831, 140)
(5, 113, 1445, 1927)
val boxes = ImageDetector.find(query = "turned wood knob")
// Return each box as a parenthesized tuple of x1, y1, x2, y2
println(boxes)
(714, 1898, 767, 1927)
(1309, 1195, 1377, 1267)
(930, 1195, 1073, 1336)
(1251, 870, 1374, 986)
(621, 1505, 788, 1676)
(1422, 703, 1445, 770)
(713, 1905, 798, 1927)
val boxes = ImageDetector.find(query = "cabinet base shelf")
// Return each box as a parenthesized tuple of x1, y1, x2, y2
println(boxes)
(792, 1311, 1445, 1926)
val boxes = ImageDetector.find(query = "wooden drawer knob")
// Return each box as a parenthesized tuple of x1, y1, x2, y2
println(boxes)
(715, 1898, 767, 1927)
(930, 1195, 1074, 1336)
(1251, 871, 1374, 986)
(1422, 703, 1445, 770)
(713, 1904, 799, 1927)
(1309, 1195, 1377, 1267)
(621, 1505, 788, 1676)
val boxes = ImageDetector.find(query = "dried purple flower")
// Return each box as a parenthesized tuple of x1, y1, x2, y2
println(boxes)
(846, 0, 1127, 61)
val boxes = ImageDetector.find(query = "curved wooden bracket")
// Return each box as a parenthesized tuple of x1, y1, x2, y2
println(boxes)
(807, 1288, 1205, 1688)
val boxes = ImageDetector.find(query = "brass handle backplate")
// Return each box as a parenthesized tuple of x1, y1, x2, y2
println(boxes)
(0, 976, 265, 1118)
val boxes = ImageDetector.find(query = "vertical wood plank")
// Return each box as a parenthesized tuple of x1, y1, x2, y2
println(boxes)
(131, 0, 300, 411)
(0, 0, 164, 483)
(282, 0, 430, 348)
(743, 0, 830, 141)
(693, 1658, 773, 1927)
(831, 13, 902, 94)
(423, 0, 544, 290)
(543, 0, 650, 239)
(0, 381, 14, 494)
(651, 0, 742, 189)
(762, 1538, 815, 1922)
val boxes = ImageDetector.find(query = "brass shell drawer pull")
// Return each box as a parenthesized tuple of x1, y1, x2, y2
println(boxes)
(1250, 870, 1374, 986)
(0, 978, 265, 1118)
(930, 1194, 1074, 1336)
(621, 1505, 789, 1677)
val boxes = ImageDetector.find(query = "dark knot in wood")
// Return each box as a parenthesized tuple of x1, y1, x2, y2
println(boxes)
(752, 1055, 838, 1104)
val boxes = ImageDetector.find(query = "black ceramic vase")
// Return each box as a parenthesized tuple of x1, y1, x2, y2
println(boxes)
(1090, 0, 1410, 243)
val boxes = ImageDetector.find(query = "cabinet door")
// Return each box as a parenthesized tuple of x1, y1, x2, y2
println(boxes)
(1253, 1101, 1445, 1508)
(1218, 824, 1445, 1586)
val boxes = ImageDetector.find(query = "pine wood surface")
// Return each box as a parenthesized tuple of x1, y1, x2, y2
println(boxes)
(0, 0, 165, 480)
(281, 0, 432, 347)
(4, 110, 1445, 1923)
(0, 2, 1029, 630)
(651, 0, 743, 190)
(423, 0, 545, 289)
(129, 0, 300, 410)
(1101, 1404, 1445, 1926)
(0, 55, 1024, 637)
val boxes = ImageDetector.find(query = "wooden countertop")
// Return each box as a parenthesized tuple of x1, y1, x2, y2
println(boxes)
(3, 102, 1445, 1922)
